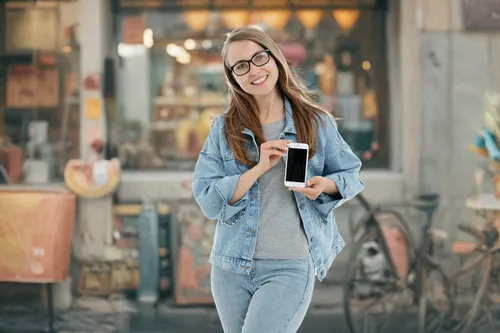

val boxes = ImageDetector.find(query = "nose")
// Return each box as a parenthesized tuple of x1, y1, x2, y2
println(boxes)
(248, 63, 261, 77)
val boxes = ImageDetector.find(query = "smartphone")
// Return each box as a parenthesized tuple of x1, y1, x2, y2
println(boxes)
(284, 143, 309, 188)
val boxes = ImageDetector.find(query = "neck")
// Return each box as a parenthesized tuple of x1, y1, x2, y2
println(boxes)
(254, 88, 285, 124)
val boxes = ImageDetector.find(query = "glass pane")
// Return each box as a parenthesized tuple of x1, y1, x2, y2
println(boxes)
(0, 1, 80, 185)
(116, 7, 389, 171)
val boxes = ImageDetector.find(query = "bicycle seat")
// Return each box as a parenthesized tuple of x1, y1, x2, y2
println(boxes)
(412, 193, 440, 213)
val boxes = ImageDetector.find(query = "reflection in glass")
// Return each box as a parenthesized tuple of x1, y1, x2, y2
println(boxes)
(116, 8, 388, 171)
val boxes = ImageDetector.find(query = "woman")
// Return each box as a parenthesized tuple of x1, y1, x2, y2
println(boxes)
(192, 26, 364, 333)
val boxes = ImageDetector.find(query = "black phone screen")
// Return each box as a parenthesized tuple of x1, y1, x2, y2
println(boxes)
(285, 148, 307, 182)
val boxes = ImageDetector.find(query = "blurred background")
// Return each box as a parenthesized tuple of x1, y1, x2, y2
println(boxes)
(0, 0, 500, 332)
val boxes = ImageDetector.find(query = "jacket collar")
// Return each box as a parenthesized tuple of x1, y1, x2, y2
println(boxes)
(242, 95, 296, 136)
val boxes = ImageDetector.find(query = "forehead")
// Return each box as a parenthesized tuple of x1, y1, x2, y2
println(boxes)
(226, 40, 265, 66)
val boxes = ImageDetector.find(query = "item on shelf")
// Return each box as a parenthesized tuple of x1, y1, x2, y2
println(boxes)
(78, 260, 140, 295)
(25, 121, 55, 183)
(337, 71, 355, 95)
(362, 89, 378, 119)
(336, 95, 361, 125)
(172, 200, 214, 305)
(0, 137, 23, 184)
(279, 42, 307, 68)
(6, 66, 59, 108)
(317, 54, 337, 96)
(175, 107, 221, 158)
(23, 158, 50, 184)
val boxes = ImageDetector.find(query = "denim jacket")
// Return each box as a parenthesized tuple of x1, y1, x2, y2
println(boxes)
(192, 97, 364, 281)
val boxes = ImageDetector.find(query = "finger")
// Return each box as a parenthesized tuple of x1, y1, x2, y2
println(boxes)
(290, 187, 316, 196)
(262, 151, 285, 159)
(261, 144, 287, 153)
(297, 187, 321, 199)
(290, 188, 316, 200)
(265, 140, 291, 150)
(263, 148, 286, 156)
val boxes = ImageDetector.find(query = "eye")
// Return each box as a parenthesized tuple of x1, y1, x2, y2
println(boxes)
(236, 63, 248, 70)
(254, 54, 264, 61)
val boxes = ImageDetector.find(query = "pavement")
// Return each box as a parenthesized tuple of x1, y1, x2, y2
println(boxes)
(1, 283, 500, 333)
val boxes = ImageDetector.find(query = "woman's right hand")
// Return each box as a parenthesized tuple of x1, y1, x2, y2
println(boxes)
(255, 140, 291, 175)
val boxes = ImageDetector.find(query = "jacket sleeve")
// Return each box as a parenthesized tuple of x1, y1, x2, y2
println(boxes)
(192, 117, 249, 221)
(312, 116, 364, 219)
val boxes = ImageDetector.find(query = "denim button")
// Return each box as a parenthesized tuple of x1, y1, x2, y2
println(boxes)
(299, 203, 305, 210)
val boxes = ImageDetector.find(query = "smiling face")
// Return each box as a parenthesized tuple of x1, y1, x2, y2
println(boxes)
(225, 40, 280, 97)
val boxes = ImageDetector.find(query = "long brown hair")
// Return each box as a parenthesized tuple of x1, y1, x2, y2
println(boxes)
(221, 26, 332, 167)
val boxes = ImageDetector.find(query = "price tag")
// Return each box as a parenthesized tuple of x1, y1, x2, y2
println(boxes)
(92, 160, 109, 187)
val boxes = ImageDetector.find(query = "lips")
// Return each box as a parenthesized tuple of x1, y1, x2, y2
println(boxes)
(251, 75, 268, 85)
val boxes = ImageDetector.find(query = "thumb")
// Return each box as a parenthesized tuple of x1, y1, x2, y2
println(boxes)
(307, 176, 323, 186)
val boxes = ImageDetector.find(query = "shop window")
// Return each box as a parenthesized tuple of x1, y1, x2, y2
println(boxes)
(115, 6, 389, 171)
(0, 0, 80, 185)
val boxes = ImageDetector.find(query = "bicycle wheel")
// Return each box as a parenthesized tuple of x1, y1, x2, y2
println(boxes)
(343, 232, 414, 333)
(454, 254, 500, 332)
(418, 263, 455, 333)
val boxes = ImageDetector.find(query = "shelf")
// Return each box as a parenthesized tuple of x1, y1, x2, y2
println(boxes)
(154, 96, 227, 108)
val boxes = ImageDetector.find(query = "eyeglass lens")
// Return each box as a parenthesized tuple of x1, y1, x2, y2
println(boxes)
(233, 51, 270, 76)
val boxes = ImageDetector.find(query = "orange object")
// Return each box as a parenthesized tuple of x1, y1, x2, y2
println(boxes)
(64, 158, 121, 198)
(0, 145, 23, 183)
(452, 241, 477, 255)
(381, 225, 409, 279)
(0, 189, 76, 282)
(468, 145, 489, 157)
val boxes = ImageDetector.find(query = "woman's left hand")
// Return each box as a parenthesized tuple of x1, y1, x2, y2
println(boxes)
(289, 176, 328, 200)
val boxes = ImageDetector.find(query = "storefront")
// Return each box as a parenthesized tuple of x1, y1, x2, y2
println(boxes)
(109, 0, 391, 305)
(0, 0, 395, 308)
(114, 0, 390, 171)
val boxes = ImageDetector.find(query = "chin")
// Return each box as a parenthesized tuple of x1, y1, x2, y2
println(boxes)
(247, 86, 275, 97)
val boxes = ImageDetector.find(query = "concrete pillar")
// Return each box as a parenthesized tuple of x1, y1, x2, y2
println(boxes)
(400, 0, 422, 196)
(78, 0, 110, 161)
(74, 0, 114, 261)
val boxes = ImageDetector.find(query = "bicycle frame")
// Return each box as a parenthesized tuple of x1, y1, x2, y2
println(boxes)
(355, 193, 440, 299)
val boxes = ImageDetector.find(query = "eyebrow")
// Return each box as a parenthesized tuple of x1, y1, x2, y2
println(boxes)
(230, 49, 265, 68)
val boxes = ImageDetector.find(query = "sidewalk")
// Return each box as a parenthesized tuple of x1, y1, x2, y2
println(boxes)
(1, 283, 499, 333)
(0, 283, 344, 333)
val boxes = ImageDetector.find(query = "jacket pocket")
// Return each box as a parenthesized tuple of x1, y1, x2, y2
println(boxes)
(219, 208, 246, 227)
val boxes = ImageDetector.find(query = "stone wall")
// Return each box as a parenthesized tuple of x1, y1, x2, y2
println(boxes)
(418, 0, 499, 241)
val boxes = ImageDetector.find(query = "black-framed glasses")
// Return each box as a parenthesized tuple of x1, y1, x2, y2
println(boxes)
(230, 49, 271, 76)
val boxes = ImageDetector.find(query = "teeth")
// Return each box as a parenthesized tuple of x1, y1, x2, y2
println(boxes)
(252, 76, 267, 84)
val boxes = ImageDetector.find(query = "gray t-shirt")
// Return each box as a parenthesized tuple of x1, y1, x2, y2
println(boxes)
(253, 118, 310, 259)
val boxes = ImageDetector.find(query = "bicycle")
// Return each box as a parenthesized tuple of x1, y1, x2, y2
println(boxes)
(448, 214, 500, 331)
(343, 193, 454, 333)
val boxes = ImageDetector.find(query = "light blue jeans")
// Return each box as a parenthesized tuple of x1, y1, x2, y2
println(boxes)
(211, 259, 315, 333)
